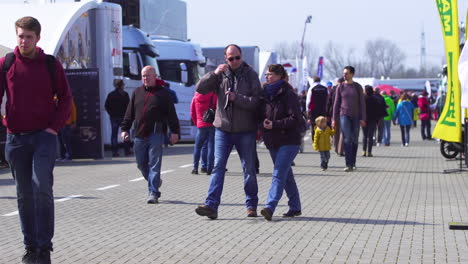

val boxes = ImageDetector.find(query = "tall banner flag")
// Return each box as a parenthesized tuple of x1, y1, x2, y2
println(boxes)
(302, 56, 309, 92)
(432, 0, 462, 143)
(316, 56, 324, 79)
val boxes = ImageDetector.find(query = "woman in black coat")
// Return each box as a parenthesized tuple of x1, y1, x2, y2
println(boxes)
(260, 64, 303, 221)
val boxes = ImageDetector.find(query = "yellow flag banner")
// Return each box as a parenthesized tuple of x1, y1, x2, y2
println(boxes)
(433, 0, 461, 142)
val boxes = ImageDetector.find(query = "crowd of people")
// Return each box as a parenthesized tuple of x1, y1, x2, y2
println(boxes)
(0, 16, 440, 264)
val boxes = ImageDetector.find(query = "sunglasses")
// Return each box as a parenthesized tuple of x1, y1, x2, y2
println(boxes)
(227, 56, 241, 62)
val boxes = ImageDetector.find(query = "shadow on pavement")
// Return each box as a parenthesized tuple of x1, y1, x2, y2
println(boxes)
(275, 216, 433, 225)
(0, 178, 15, 186)
(0, 196, 99, 200)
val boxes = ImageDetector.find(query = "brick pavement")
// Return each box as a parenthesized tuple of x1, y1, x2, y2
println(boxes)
(1, 126, 468, 263)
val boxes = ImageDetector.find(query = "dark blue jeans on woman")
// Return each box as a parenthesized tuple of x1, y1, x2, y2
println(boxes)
(264, 145, 301, 214)
(362, 120, 377, 154)
(193, 127, 215, 172)
(6, 130, 57, 250)
(400, 125, 411, 145)
(340, 115, 360, 168)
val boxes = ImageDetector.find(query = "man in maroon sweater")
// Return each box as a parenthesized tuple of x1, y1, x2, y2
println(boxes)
(0, 17, 72, 264)
(332, 66, 366, 172)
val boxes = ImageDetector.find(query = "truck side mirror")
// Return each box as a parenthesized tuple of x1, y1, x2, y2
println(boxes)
(128, 53, 139, 76)
(180, 62, 188, 84)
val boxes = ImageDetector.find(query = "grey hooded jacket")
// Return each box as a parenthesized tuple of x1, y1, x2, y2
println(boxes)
(196, 62, 262, 133)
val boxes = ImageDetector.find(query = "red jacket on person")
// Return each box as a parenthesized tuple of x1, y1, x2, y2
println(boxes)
(190, 92, 217, 128)
(0, 47, 72, 134)
(418, 96, 431, 121)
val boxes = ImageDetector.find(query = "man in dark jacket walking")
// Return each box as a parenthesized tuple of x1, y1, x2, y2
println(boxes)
(306, 76, 328, 140)
(121, 66, 180, 204)
(195, 44, 262, 219)
(0, 16, 72, 264)
(105, 79, 131, 157)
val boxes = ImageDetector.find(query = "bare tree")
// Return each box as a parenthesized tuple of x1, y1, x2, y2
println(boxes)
(364, 38, 406, 78)
(274, 41, 318, 76)
(323, 41, 347, 78)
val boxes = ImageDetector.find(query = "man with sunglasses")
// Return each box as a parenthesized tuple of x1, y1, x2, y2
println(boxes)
(195, 44, 262, 219)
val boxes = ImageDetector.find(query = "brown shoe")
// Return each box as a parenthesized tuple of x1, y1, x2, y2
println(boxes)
(247, 208, 257, 217)
(195, 205, 218, 220)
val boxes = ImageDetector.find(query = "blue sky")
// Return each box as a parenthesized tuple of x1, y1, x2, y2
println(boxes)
(184, 0, 468, 70)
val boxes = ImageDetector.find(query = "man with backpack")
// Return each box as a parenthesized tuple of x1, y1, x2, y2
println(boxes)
(306, 76, 329, 140)
(0, 17, 72, 264)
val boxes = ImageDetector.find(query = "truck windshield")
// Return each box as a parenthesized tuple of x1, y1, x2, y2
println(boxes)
(157, 60, 203, 86)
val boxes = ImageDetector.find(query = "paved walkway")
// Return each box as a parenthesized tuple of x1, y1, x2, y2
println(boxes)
(1, 126, 468, 263)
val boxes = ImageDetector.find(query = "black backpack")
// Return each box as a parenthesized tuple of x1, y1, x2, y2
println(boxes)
(2, 52, 57, 95)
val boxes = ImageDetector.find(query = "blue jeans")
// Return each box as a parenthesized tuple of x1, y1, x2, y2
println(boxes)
(400, 125, 411, 145)
(110, 118, 130, 155)
(6, 130, 57, 250)
(362, 120, 377, 153)
(340, 115, 360, 167)
(133, 133, 164, 197)
(319, 151, 330, 167)
(200, 140, 208, 169)
(205, 129, 258, 211)
(383, 120, 391, 145)
(264, 145, 301, 213)
(58, 124, 73, 159)
(193, 127, 215, 171)
(420, 119, 431, 139)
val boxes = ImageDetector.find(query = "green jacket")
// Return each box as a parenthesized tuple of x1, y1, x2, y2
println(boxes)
(383, 95, 395, 121)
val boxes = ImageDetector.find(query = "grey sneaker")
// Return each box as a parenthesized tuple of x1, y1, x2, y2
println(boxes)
(147, 193, 158, 204)
(344, 167, 353, 172)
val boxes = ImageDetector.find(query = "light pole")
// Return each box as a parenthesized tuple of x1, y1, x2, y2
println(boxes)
(300, 15, 312, 59)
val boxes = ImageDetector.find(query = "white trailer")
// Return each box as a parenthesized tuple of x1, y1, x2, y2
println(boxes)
(151, 36, 205, 141)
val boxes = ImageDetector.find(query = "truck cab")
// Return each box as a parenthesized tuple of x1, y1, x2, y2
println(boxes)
(150, 36, 205, 141)
(122, 25, 160, 96)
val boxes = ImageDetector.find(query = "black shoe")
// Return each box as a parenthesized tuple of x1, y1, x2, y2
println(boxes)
(260, 208, 273, 221)
(191, 169, 198, 175)
(291, 161, 295, 166)
(255, 168, 259, 174)
(200, 168, 207, 173)
(282, 210, 302, 217)
(195, 205, 218, 219)
(22, 247, 36, 264)
(206, 170, 212, 175)
(36, 248, 51, 264)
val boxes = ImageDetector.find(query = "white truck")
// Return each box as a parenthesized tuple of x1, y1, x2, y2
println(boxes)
(151, 36, 205, 141)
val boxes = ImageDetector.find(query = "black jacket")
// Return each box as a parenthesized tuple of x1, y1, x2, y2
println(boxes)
(121, 85, 180, 138)
(105, 89, 130, 118)
(261, 82, 302, 149)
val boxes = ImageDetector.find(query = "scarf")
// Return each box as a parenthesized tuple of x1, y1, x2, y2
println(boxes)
(264, 80, 285, 101)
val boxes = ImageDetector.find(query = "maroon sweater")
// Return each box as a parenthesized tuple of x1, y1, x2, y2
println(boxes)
(333, 82, 366, 121)
(0, 47, 72, 133)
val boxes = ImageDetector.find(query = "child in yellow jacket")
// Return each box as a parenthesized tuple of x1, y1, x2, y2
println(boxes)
(313, 116, 335, 170)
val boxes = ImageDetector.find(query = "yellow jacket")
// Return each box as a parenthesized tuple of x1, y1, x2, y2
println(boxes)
(313, 126, 335, 151)
(66, 100, 77, 125)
